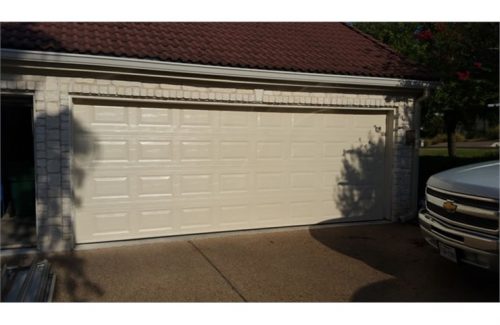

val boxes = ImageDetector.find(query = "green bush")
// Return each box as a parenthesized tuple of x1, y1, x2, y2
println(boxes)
(426, 132, 465, 145)
(428, 133, 447, 145)
(485, 125, 499, 140)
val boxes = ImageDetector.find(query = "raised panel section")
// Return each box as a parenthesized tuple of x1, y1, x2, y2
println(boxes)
(139, 210, 173, 232)
(220, 141, 250, 160)
(93, 177, 129, 199)
(291, 142, 317, 159)
(94, 212, 130, 236)
(180, 174, 213, 195)
(138, 141, 172, 161)
(291, 172, 316, 190)
(180, 141, 213, 161)
(256, 173, 283, 191)
(138, 107, 172, 126)
(322, 201, 338, 217)
(220, 205, 250, 225)
(324, 115, 348, 128)
(220, 111, 250, 127)
(257, 112, 284, 128)
(92, 106, 127, 125)
(180, 110, 212, 127)
(256, 203, 283, 222)
(180, 207, 212, 229)
(138, 176, 173, 197)
(256, 142, 283, 159)
(322, 172, 337, 189)
(220, 174, 249, 193)
(94, 141, 128, 162)
(292, 113, 316, 128)
(353, 115, 379, 128)
(291, 201, 316, 219)
(323, 142, 344, 158)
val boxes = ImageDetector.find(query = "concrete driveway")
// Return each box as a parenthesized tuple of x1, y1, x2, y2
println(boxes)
(3, 223, 499, 302)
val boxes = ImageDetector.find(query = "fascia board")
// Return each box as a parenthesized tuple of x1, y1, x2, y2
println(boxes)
(1, 49, 436, 90)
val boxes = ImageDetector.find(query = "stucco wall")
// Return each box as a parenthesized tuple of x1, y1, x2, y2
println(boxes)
(1, 73, 418, 251)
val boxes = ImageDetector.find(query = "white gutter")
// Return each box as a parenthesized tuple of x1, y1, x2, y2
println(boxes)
(1, 49, 435, 90)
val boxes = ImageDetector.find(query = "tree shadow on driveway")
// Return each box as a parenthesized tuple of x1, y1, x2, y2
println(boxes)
(309, 223, 499, 302)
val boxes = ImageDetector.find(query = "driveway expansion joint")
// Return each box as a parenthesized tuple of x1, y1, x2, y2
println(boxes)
(188, 240, 247, 302)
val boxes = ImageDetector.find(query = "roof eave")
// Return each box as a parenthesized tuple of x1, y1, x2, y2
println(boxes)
(1, 49, 437, 90)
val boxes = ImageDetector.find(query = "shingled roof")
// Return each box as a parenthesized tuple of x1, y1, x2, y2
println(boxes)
(1, 22, 430, 80)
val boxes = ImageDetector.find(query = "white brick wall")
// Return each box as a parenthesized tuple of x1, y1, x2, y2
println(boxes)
(1, 73, 418, 251)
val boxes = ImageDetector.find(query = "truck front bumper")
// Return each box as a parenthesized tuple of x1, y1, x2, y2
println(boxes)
(419, 209, 499, 271)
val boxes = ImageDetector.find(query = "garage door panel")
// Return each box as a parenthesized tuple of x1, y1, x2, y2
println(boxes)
(219, 141, 252, 160)
(220, 110, 252, 128)
(75, 204, 135, 242)
(256, 141, 285, 160)
(92, 176, 130, 199)
(137, 107, 173, 126)
(255, 202, 289, 223)
(257, 111, 288, 128)
(179, 140, 214, 161)
(138, 175, 173, 198)
(179, 109, 215, 128)
(219, 204, 253, 227)
(291, 113, 319, 128)
(290, 142, 319, 159)
(93, 211, 131, 236)
(180, 207, 214, 229)
(219, 173, 251, 193)
(179, 174, 214, 196)
(73, 104, 388, 243)
(138, 209, 174, 233)
(92, 105, 129, 125)
(93, 140, 130, 162)
(138, 140, 173, 161)
(323, 114, 349, 128)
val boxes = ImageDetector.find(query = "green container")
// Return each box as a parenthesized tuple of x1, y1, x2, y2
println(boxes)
(9, 176, 35, 218)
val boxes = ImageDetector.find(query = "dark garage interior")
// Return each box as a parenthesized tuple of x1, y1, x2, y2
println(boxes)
(1, 95, 36, 248)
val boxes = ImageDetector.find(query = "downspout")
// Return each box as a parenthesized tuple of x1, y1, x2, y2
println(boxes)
(401, 87, 430, 222)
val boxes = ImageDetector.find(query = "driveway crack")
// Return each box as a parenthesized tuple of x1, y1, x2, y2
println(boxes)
(188, 240, 247, 302)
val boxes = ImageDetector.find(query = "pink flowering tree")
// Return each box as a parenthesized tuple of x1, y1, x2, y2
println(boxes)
(354, 23, 499, 157)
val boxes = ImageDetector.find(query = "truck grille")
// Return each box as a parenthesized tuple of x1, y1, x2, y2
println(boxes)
(427, 202, 498, 230)
(426, 186, 499, 235)
(426, 187, 499, 211)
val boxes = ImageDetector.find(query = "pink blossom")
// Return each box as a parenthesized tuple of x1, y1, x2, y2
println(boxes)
(473, 62, 482, 69)
(456, 70, 470, 81)
(416, 29, 433, 41)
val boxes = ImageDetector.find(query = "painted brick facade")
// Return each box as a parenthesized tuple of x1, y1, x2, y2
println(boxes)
(1, 73, 418, 251)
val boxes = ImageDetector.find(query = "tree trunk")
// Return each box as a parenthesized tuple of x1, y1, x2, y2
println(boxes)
(444, 111, 457, 158)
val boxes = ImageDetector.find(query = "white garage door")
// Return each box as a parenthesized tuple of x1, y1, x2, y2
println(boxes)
(72, 103, 389, 244)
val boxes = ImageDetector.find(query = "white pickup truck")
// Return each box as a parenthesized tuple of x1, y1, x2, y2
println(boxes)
(419, 160, 499, 271)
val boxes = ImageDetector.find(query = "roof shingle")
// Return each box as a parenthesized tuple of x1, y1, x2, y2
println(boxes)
(1, 22, 431, 80)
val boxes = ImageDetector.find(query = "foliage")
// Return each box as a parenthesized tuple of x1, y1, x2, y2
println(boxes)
(486, 125, 500, 140)
(425, 132, 465, 146)
(354, 23, 499, 156)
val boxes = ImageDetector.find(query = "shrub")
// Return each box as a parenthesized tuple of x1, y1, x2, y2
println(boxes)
(485, 125, 499, 140)
(425, 132, 466, 145)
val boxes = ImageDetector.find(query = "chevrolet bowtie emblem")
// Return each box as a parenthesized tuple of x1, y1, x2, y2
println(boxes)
(443, 200, 457, 213)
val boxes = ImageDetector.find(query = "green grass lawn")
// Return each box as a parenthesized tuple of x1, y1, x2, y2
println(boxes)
(418, 147, 499, 201)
